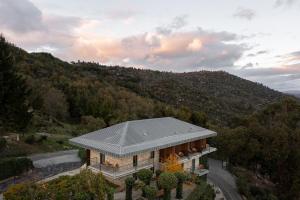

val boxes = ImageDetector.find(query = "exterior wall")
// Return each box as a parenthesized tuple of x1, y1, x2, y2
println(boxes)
(90, 150, 155, 167)
(90, 149, 100, 165)
(183, 158, 199, 171)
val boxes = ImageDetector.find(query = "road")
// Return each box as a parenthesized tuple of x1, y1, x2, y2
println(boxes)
(208, 159, 242, 200)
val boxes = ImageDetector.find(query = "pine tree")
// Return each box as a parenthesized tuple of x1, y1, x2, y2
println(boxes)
(0, 35, 31, 133)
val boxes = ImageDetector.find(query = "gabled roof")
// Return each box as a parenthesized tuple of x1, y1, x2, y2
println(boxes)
(69, 117, 217, 157)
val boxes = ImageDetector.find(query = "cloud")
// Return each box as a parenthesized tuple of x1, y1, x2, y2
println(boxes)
(247, 50, 268, 57)
(0, 0, 44, 33)
(156, 15, 188, 35)
(234, 51, 300, 90)
(0, 0, 82, 53)
(68, 28, 246, 71)
(170, 15, 188, 29)
(233, 7, 256, 20)
(274, 0, 298, 7)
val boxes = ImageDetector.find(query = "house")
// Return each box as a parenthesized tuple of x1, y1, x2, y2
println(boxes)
(69, 117, 217, 180)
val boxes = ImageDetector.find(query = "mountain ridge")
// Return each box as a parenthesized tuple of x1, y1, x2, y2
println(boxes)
(10, 44, 288, 125)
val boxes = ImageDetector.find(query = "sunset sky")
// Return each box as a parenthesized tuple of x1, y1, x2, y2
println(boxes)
(0, 0, 300, 91)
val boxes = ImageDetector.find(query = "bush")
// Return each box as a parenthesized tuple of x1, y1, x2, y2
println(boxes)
(186, 180, 215, 200)
(78, 148, 87, 163)
(175, 172, 188, 199)
(4, 169, 109, 200)
(25, 135, 36, 144)
(0, 157, 33, 180)
(236, 175, 251, 197)
(137, 168, 153, 185)
(155, 169, 162, 178)
(37, 135, 47, 143)
(125, 177, 135, 200)
(56, 140, 64, 144)
(158, 172, 177, 200)
(144, 185, 157, 200)
(0, 137, 7, 151)
(106, 187, 114, 200)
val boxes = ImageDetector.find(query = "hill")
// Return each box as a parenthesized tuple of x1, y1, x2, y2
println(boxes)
(9, 44, 287, 129)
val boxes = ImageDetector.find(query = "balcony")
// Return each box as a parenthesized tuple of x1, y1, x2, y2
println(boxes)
(180, 146, 217, 162)
(89, 157, 154, 179)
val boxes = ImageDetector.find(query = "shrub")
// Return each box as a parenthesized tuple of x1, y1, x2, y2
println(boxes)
(155, 169, 162, 178)
(185, 180, 215, 200)
(158, 172, 177, 200)
(236, 175, 251, 197)
(25, 135, 36, 144)
(4, 169, 109, 200)
(175, 172, 188, 199)
(0, 157, 33, 180)
(137, 168, 153, 185)
(0, 137, 7, 151)
(125, 177, 135, 200)
(37, 135, 47, 143)
(144, 185, 157, 200)
(106, 187, 114, 200)
(56, 140, 64, 145)
(78, 148, 87, 163)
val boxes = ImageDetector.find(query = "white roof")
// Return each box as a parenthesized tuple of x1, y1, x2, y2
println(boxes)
(69, 117, 217, 157)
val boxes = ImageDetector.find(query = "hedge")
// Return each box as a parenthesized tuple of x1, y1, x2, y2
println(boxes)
(0, 157, 33, 180)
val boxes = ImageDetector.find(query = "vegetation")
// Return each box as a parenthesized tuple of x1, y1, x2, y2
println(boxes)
(215, 98, 300, 199)
(106, 187, 115, 200)
(185, 179, 215, 200)
(0, 36, 287, 137)
(0, 35, 32, 134)
(125, 177, 135, 200)
(0, 157, 33, 180)
(137, 168, 153, 185)
(143, 185, 157, 200)
(175, 172, 188, 199)
(4, 169, 113, 200)
(158, 172, 177, 200)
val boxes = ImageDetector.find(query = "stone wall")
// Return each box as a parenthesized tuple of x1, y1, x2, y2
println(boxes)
(89, 150, 156, 167)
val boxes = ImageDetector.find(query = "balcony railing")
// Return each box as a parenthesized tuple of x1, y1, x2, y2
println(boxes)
(158, 146, 216, 171)
(89, 157, 154, 178)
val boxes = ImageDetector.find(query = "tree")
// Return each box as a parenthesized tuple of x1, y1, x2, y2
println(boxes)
(144, 185, 157, 200)
(0, 35, 31, 133)
(190, 111, 207, 128)
(175, 172, 188, 199)
(158, 172, 177, 200)
(163, 154, 183, 172)
(125, 177, 135, 200)
(42, 87, 69, 121)
(137, 169, 153, 185)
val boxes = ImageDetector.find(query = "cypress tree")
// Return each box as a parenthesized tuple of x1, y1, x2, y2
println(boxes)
(0, 35, 31, 133)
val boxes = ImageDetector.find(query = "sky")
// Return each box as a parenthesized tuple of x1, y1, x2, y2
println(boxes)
(0, 0, 300, 91)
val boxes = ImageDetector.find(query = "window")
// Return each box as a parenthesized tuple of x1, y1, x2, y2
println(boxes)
(150, 151, 155, 159)
(133, 155, 138, 167)
(100, 153, 105, 164)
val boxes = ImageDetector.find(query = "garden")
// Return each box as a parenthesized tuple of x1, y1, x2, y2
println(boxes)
(4, 168, 215, 200)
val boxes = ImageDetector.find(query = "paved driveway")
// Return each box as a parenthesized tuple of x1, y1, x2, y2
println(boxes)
(29, 150, 80, 168)
(208, 159, 242, 200)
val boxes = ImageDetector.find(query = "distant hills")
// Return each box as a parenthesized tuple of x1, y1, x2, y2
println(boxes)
(285, 90, 300, 98)
(10, 44, 288, 126)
